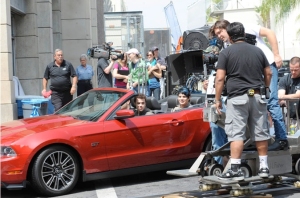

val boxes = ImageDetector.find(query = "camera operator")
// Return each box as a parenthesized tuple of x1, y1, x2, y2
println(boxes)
(214, 22, 272, 180)
(97, 52, 115, 88)
(211, 20, 288, 151)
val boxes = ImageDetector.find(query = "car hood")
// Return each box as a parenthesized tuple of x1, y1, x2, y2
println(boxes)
(1, 115, 88, 143)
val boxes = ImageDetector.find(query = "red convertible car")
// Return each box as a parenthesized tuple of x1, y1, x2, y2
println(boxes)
(1, 88, 211, 196)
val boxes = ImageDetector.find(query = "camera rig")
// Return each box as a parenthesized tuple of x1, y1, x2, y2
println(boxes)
(87, 42, 123, 60)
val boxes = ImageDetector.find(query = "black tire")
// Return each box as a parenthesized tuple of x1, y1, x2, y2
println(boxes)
(208, 163, 224, 176)
(198, 136, 213, 176)
(30, 146, 80, 197)
(240, 163, 252, 178)
(203, 135, 212, 152)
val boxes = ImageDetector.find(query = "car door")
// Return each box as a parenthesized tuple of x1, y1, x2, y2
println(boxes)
(103, 111, 190, 170)
(74, 122, 109, 174)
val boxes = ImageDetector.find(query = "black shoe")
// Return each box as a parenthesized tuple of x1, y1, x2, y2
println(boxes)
(258, 167, 269, 178)
(217, 169, 244, 181)
(268, 139, 289, 151)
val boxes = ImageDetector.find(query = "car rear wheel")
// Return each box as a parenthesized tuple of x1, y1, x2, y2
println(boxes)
(30, 146, 80, 197)
(203, 135, 212, 151)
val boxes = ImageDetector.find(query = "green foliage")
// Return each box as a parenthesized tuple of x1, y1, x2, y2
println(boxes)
(206, 0, 221, 23)
(259, 0, 300, 24)
(255, 4, 271, 28)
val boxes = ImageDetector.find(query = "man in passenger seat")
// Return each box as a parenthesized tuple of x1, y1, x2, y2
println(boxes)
(134, 93, 153, 116)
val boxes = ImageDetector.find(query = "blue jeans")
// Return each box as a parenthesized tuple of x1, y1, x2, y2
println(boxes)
(267, 63, 287, 140)
(148, 87, 161, 100)
(210, 122, 228, 165)
(133, 85, 148, 96)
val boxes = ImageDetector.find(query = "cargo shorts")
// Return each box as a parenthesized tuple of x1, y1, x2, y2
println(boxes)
(225, 93, 270, 142)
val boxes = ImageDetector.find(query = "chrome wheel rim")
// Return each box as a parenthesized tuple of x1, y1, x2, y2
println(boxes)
(41, 151, 76, 191)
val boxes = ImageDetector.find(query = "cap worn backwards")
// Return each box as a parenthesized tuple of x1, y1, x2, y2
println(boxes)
(126, 48, 139, 54)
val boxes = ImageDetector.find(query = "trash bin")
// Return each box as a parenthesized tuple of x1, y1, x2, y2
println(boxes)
(47, 97, 55, 114)
(16, 95, 44, 119)
(21, 98, 49, 118)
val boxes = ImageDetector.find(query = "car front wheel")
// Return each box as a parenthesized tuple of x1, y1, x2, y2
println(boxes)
(30, 145, 80, 197)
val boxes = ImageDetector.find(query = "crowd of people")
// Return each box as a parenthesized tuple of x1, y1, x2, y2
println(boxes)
(42, 46, 167, 111)
(41, 20, 300, 181)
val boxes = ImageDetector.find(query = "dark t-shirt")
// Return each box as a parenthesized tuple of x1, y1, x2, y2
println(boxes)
(278, 74, 300, 118)
(97, 58, 113, 88)
(216, 42, 269, 99)
(43, 60, 77, 91)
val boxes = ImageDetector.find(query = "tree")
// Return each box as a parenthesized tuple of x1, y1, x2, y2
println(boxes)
(206, 0, 222, 23)
(255, 4, 271, 28)
(259, 0, 300, 24)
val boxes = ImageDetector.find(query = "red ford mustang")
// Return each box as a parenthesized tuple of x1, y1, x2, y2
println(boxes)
(1, 88, 211, 196)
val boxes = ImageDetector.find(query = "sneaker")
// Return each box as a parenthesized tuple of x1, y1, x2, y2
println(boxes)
(258, 167, 269, 178)
(268, 140, 289, 151)
(217, 169, 244, 181)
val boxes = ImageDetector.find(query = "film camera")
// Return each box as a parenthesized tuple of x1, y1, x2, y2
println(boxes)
(203, 45, 219, 70)
(87, 42, 123, 60)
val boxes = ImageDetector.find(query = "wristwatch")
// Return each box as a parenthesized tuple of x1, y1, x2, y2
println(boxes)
(213, 99, 221, 104)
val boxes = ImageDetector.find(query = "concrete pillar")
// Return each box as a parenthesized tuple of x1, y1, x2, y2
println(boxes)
(36, 0, 53, 80)
(60, 0, 95, 91)
(61, 0, 93, 66)
(0, 0, 17, 123)
(14, 0, 39, 95)
(52, 0, 62, 51)
(90, 0, 99, 86)
(97, 0, 105, 44)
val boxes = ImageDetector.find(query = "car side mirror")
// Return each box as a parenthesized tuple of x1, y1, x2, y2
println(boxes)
(114, 109, 135, 119)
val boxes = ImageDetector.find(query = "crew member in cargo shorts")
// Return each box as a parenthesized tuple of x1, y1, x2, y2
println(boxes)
(42, 49, 77, 111)
(214, 22, 272, 181)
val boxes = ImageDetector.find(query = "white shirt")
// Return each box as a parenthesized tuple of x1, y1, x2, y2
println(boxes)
(245, 25, 274, 65)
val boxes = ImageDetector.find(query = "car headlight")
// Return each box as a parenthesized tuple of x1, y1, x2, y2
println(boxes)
(1, 146, 17, 157)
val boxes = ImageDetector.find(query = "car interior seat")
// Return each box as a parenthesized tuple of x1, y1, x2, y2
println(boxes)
(146, 97, 161, 110)
(167, 95, 178, 112)
(190, 96, 202, 105)
(190, 96, 205, 108)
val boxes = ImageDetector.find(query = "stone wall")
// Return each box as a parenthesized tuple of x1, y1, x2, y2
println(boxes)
(1, 0, 17, 122)
(1, 0, 98, 123)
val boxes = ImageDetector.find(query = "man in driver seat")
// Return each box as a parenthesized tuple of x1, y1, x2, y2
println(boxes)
(134, 93, 153, 116)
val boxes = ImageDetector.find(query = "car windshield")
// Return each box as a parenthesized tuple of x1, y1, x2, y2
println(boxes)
(55, 90, 125, 121)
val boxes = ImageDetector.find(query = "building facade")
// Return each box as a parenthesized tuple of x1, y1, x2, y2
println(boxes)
(0, 0, 103, 123)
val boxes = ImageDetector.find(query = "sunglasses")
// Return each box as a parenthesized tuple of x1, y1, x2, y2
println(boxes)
(147, 54, 153, 56)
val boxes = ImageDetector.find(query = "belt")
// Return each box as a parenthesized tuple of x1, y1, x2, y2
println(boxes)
(78, 79, 91, 83)
(247, 89, 260, 96)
